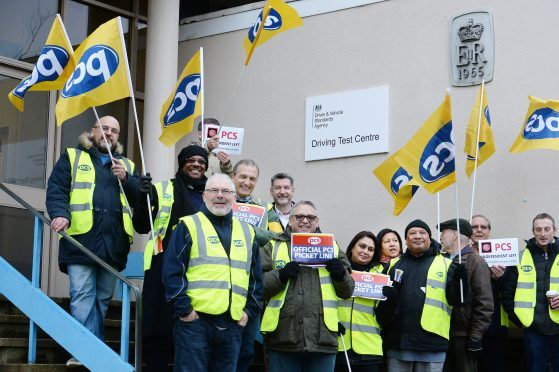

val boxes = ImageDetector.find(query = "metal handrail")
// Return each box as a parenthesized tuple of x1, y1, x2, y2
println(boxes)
(0, 182, 142, 371)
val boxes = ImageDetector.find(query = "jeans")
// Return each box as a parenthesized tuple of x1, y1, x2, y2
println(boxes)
(268, 351, 336, 372)
(236, 314, 260, 372)
(173, 317, 243, 372)
(523, 328, 559, 372)
(386, 358, 444, 372)
(67, 264, 117, 340)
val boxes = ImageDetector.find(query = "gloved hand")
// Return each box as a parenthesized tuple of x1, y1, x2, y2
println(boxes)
(326, 258, 347, 282)
(467, 337, 483, 360)
(382, 286, 399, 302)
(337, 322, 346, 336)
(278, 261, 299, 284)
(139, 173, 153, 196)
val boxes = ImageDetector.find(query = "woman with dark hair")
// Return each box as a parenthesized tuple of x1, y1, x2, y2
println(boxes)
(335, 231, 384, 372)
(377, 228, 403, 269)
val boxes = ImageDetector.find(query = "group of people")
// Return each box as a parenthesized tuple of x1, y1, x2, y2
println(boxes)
(45, 116, 559, 372)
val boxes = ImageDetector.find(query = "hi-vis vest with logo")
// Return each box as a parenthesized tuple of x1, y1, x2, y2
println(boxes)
(260, 240, 340, 333)
(514, 248, 559, 327)
(66, 148, 134, 241)
(181, 212, 255, 321)
(338, 264, 383, 355)
(389, 254, 452, 339)
(143, 181, 174, 271)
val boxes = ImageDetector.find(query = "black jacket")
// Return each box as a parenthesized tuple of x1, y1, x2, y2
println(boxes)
(46, 134, 139, 273)
(501, 237, 559, 335)
(377, 243, 464, 352)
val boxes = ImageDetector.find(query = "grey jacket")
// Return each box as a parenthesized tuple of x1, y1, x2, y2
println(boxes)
(261, 229, 355, 353)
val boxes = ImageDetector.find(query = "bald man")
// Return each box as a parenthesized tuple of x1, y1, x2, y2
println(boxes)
(46, 116, 140, 367)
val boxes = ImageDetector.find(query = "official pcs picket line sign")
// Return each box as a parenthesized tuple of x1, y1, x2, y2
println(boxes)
(205, 124, 245, 155)
(232, 203, 267, 228)
(290, 233, 335, 266)
(478, 238, 519, 266)
(351, 271, 391, 301)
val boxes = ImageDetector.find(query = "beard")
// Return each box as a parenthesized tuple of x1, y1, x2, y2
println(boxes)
(94, 137, 115, 153)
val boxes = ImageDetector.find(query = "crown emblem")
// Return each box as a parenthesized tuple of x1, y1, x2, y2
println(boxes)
(457, 19, 484, 42)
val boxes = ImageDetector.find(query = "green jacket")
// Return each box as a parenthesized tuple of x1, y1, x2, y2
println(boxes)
(261, 229, 355, 353)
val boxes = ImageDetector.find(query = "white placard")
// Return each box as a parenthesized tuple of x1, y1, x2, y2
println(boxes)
(478, 238, 519, 267)
(205, 124, 244, 155)
(305, 86, 389, 161)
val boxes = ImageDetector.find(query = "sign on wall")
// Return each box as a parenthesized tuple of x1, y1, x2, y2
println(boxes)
(449, 10, 494, 86)
(305, 86, 389, 161)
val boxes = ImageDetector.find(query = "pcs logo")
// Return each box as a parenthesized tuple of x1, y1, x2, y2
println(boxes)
(233, 240, 244, 248)
(163, 74, 201, 127)
(275, 260, 286, 269)
(522, 108, 559, 140)
(62, 45, 119, 98)
(248, 8, 282, 43)
(419, 122, 455, 183)
(521, 265, 533, 273)
(77, 164, 91, 172)
(13, 46, 70, 98)
(207, 236, 220, 245)
(391, 167, 419, 196)
(308, 237, 321, 245)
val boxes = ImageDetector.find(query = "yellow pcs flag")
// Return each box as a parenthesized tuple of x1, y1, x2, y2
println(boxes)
(159, 49, 202, 147)
(373, 153, 420, 216)
(509, 96, 559, 153)
(8, 14, 75, 112)
(55, 17, 132, 126)
(464, 85, 495, 177)
(243, 0, 303, 63)
(393, 94, 456, 194)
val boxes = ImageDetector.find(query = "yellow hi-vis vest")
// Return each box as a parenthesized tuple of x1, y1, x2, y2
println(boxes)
(260, 240, 340, 333)
(266, 203, 283, 234)
(389, 254, 452, 339)
(514, 248, 559, 327)
(181, 212, 255, 321)
(337, 264, 383, 355)
(143, 181, 174, 270)
(65, 148, 134, 241)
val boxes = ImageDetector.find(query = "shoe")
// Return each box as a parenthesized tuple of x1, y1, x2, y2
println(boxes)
(66, 357, 82, 367)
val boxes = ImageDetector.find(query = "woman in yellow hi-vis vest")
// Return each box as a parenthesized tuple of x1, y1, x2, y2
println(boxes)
(335, 231, 395, 372)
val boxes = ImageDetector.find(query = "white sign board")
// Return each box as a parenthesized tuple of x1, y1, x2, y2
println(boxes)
(478, 238, 519, 266)
(305, 86, 389, 161)
(205, 124, 244, 155)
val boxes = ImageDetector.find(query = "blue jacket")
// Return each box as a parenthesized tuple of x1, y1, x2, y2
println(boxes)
(46, 134, 139, 273)
(163, 204, 263, 325)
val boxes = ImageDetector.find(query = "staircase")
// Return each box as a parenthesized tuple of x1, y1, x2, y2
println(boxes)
(0, 295, 135, 371)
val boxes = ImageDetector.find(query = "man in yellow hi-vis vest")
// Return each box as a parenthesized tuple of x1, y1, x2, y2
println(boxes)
(501, 213, 559, 372)
(46, 116, 139, 367)
(261, 200, 354, 371)
(376, 219, 467, 372)
(162, 173, 262, 371)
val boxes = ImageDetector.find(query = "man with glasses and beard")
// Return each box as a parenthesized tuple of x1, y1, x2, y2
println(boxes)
(261, 201, 354, 371)
(163, 173, 262, 371)
(133, 144, 209, 371)
(46, 116, 140, 367)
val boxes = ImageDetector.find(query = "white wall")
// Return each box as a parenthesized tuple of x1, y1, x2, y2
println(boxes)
(177, 0, 559, 250)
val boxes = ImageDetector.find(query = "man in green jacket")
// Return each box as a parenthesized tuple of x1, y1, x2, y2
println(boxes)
(261, 200, 354, 371)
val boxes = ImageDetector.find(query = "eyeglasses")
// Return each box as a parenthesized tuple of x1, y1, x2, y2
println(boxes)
(185, 158, 207, 166)
(472, 225, 489, 230)
(205, 188, 235, 196)
(293, 214, 318, 222)
(96, 125, 120, 135)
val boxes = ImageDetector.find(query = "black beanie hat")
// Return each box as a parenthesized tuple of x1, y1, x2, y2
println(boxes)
(405, 219, 432, 238)
(177, 145, 209, 170)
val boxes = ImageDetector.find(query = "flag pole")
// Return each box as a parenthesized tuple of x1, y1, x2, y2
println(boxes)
(454, 183, 464, 303)
(469, 79, 485, 221)
(437, 192, 441, 239)
(221, 5, 272, 125)
(116, 16, 156, 254)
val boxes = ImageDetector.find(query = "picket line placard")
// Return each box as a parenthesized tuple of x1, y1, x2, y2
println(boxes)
(478, 238, 519, 266)
(232, 203, 267, 228)
(205, 124, 244, 155)
(351, 271, 391, 300)
(290, 233, 335, 266)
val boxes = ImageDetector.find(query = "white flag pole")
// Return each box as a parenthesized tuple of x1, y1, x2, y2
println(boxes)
(454, 183, 464, 303)
(469, 79, 485, 221)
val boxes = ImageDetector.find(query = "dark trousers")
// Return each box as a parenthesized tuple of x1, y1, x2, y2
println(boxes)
(443, 336, 477, 372)
(173, 317, 243, 372)
(236, 314, 260, 372)
(524, 328, 559, 372)
(268, 351, 336, 372)
(478, 333, 506, 372)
